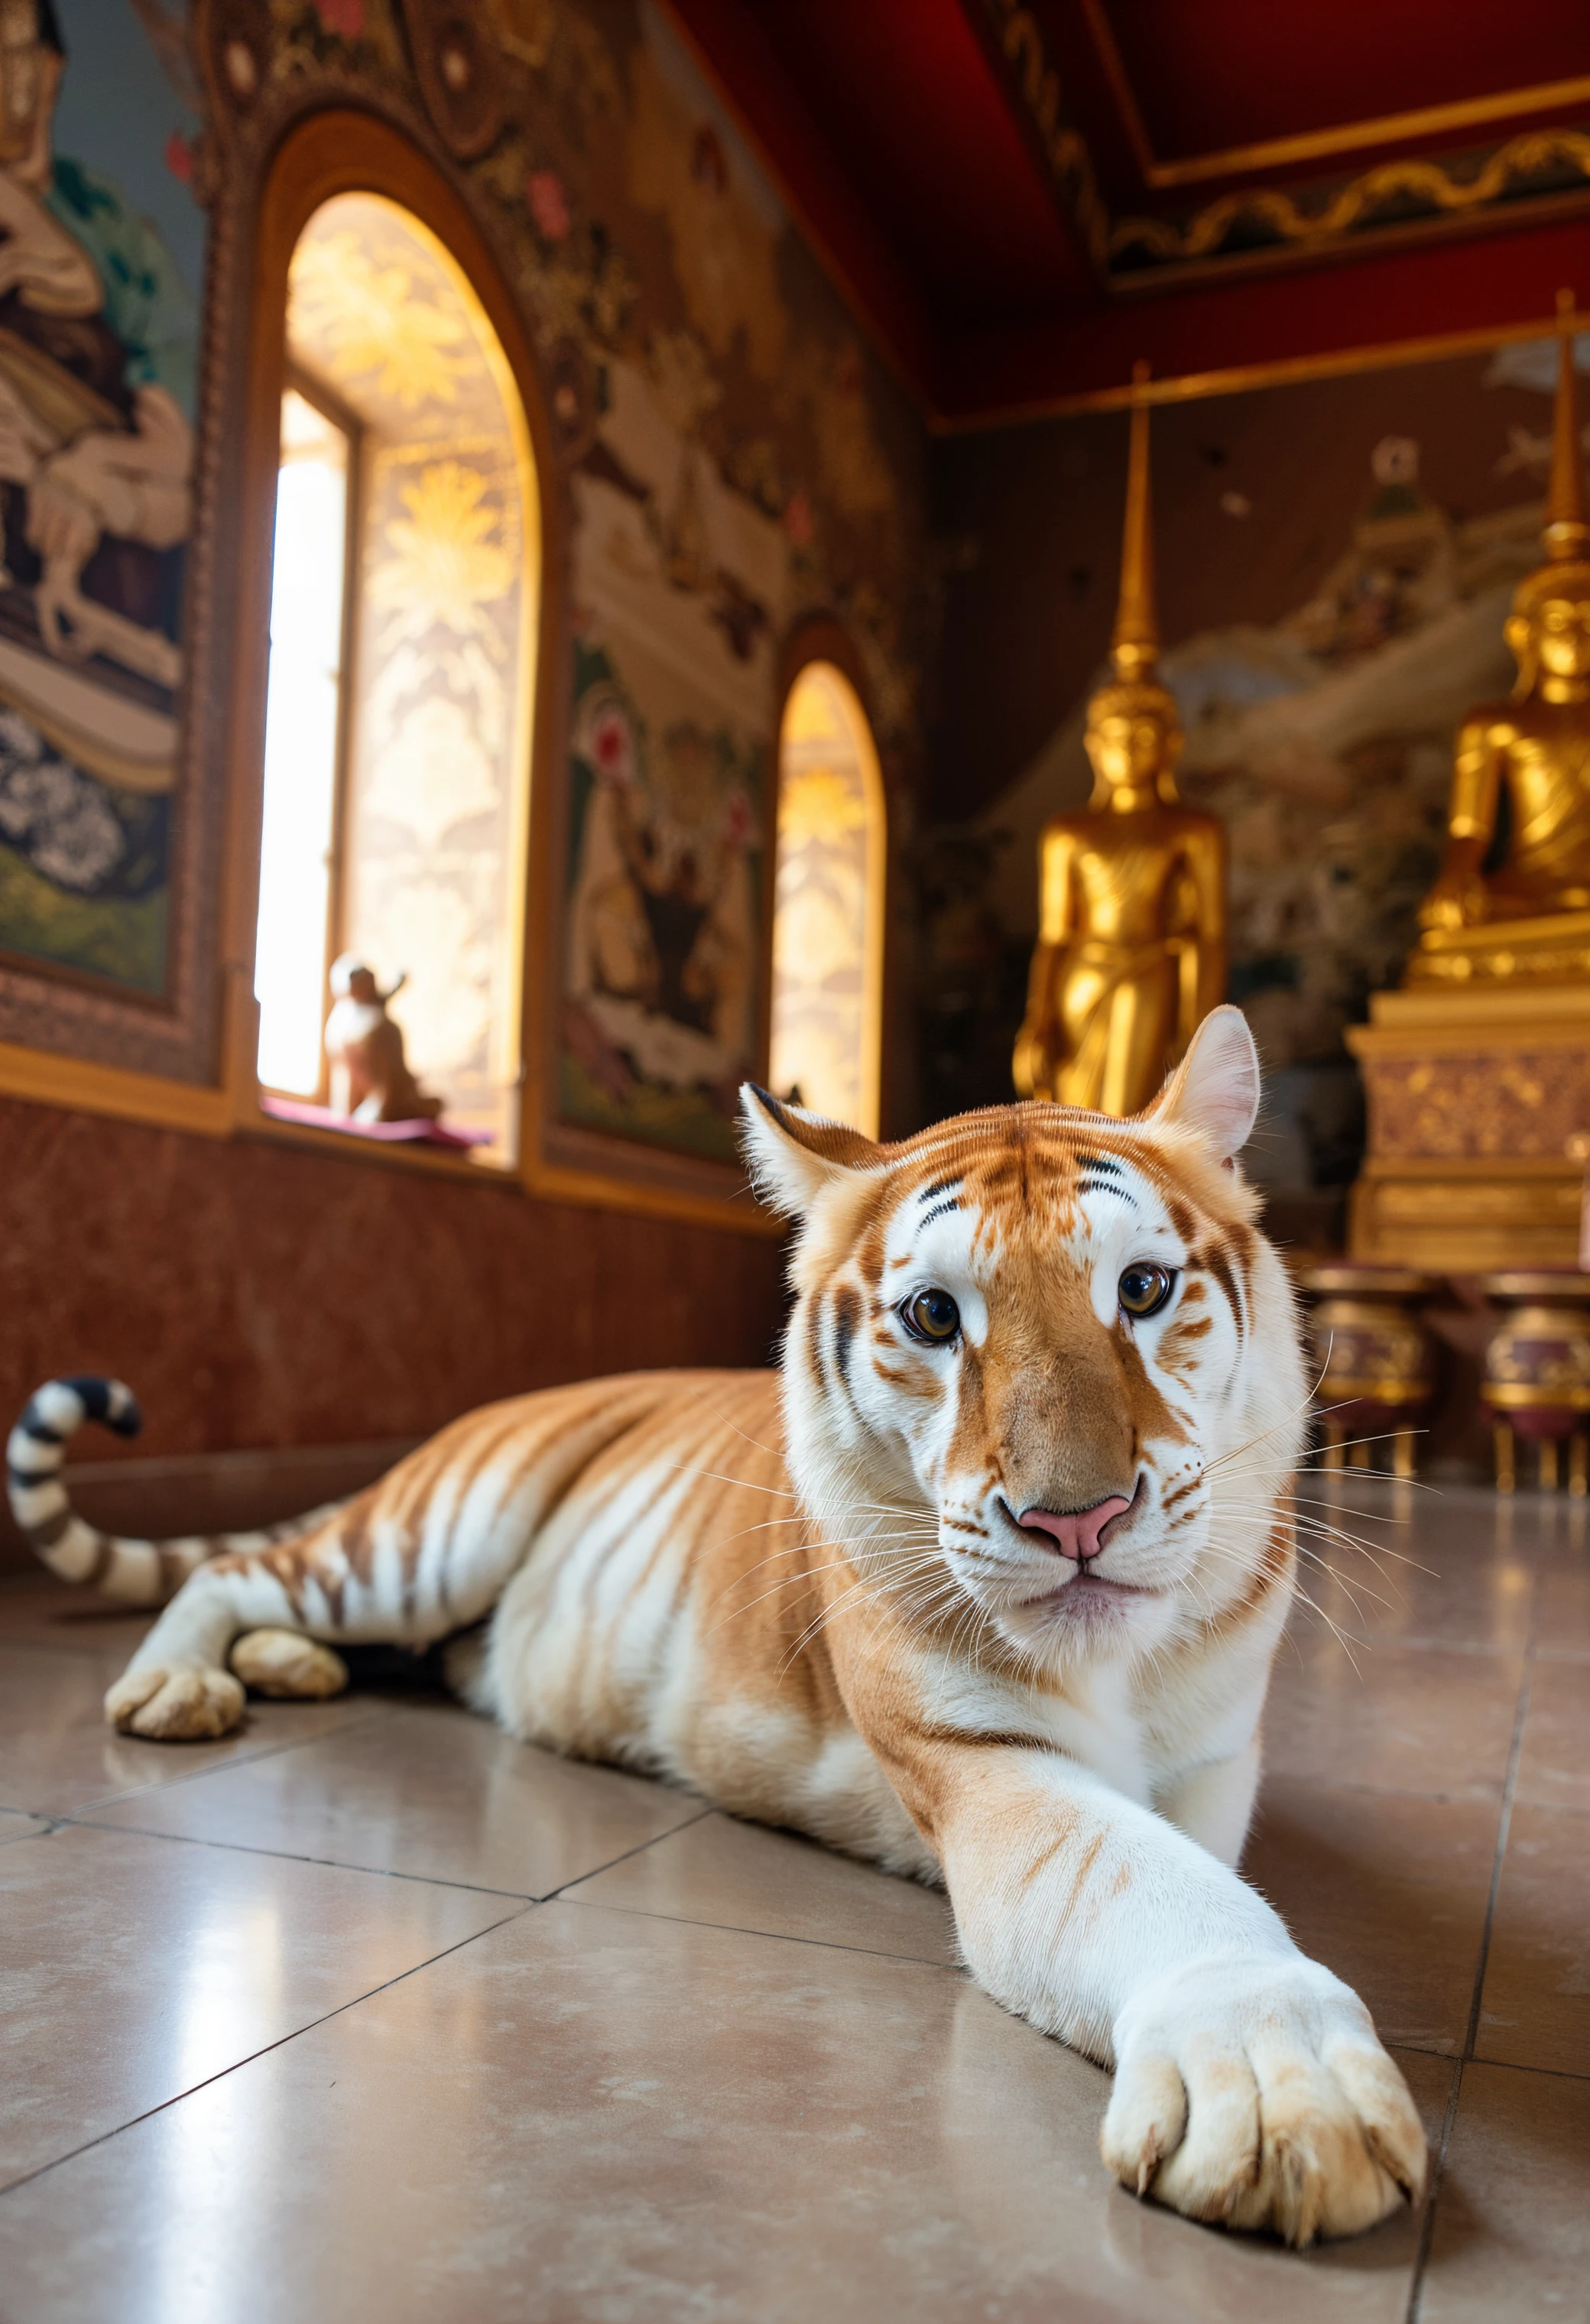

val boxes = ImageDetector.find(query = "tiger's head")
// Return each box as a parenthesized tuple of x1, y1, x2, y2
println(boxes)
(741, 1008, 1306, 1675)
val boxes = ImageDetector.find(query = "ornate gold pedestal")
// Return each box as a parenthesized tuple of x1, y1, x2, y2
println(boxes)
(1404, 906, 1590, 990)
(1346, 976, 1590, 1271)
(1299, 1266, 1437, 1477)
(1481, 1271, 1590, 1493)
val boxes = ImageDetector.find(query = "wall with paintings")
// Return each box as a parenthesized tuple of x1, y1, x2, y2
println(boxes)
(541, 4, 928, 1173)
(0, 0, 932, 1498)
(0, 0, 201, 999)
(926, 339, 1590, 1240)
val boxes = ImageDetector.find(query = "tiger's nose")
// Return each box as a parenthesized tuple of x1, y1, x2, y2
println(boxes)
(1015, 1497, 1131, 1563)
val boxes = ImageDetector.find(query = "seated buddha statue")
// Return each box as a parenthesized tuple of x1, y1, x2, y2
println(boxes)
(1413, 292, 1590, 973)
(1013, 375, 1228, 1116)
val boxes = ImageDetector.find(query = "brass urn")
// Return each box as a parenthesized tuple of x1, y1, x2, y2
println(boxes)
(1298, 1267, 1439, 1479)
(1480, 1272, 1590, 1492)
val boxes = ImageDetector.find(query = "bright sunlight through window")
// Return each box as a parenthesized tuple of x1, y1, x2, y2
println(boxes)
(251, 191, 539, 1160)
(255, 386, 349, 1096)
(767, 661, 885, 1137)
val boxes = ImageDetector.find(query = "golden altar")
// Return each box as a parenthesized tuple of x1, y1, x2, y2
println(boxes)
(1349, 296, 1590, 1271)
(1348, 979, 1590, 1270)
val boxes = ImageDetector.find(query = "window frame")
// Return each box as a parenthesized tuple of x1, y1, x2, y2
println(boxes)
(771, 624, 891, 1141)
(221, 111, 556, 1183)
(258, 359, 362, 1108)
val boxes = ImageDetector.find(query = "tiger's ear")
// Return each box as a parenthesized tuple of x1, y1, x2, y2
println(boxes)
(1144, 1005, 1261, 1162)
(739, 1086, 882, 1216)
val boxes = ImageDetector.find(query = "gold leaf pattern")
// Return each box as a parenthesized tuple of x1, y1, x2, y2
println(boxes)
(1361, 1047, 1590, 1159)
(288, 229, 471, 409)
(777, 765, 866, 846)
(368, 461, 514, 640)
(767, 664, 883, 1128)
(1111, 128, 1590, 266)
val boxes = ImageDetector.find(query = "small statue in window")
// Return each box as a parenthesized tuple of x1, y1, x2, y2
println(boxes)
(324, 956, 443, 1124)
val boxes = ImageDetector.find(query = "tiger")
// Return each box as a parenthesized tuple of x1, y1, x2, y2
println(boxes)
(6, 1006, 1425, 2246)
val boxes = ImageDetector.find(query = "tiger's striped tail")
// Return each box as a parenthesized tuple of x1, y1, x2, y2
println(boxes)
(6, 1378, 348, 1607)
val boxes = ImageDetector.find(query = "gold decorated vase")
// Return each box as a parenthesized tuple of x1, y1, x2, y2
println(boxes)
(1299, 1267, 1438, 1479)
(1480, 1271, 1590, 1492)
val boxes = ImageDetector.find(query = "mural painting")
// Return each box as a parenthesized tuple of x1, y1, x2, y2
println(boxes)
(250, 0, 926, 1178)
(0, 0, 200, 995)
(550, 5, 907, 1167)
(960, 339, 1590, 1226)
(566, 640, 760, 1161)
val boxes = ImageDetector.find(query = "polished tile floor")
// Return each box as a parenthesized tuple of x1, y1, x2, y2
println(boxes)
(1, 1482, 1586, 2322)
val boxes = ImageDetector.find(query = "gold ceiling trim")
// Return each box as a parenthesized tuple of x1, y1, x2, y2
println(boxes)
(1079, 0, 1590, 191)
(1109, 126, 1590, 267)
(936, 303, 1588, 433)
(982, 0, 1110, 271)
(982, 0, 1590, 285)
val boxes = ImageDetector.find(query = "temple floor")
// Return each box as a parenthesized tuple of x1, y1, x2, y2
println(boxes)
(0, 1483, 1585, 2322)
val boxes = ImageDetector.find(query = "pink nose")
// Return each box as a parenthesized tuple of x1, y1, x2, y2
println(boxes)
(1015, 1497, 1131, 1563)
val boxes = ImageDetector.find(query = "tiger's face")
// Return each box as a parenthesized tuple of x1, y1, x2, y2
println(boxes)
(744, 1010, 1306, 1676)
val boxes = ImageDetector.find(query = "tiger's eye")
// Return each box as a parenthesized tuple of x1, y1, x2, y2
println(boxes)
(904, 1287, 960, 1344)
(1118, 1263, 1174, 1319)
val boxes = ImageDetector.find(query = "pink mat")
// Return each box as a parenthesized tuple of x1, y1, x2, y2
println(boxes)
(258, 1094, 492, 1149)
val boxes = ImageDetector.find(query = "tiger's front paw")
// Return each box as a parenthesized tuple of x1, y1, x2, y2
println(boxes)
(1102, 1956, 1426, 2247)
(105, 1663, 247, 1740)
(230, 1628, 349, 1699)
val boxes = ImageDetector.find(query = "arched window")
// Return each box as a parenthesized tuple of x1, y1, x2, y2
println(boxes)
(251, 177, 538, 1163)
(767, 659, 885, 1137)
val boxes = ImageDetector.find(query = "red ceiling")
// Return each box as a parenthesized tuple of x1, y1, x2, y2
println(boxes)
(1092, 0, 1590, 168)
(741, 1, 1089, 325)
(664, 0, 1590, 424)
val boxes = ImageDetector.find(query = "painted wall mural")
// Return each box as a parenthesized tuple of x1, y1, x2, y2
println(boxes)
(247, 0, 929, 1177)
(540, 4, 917, 1167)
(946, 338, 1590, 1229)
(566, 642, 760, 1159)
(0, 0, 200, 995)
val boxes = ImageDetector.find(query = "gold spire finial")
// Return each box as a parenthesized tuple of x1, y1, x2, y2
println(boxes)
(1111, 360, 1159, 683)
(1544, 287, 1588, 565)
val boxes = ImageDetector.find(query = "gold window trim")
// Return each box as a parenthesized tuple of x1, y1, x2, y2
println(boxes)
(771, 658, 888, 1140)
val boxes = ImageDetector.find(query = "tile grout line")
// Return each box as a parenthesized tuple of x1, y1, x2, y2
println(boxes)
(36, 1791, 968, 1970)
(52, 1702, 399, 1818)
(535, 1805, 716, 1901)
(1459, 1655, 1533, 2062)
(1404, 1615, 1536, 2324)
(0, 1820, 50, 1848)
(0, 1900, 537, 2205)
(554, 1888, 965, 1972)
(38, 1793, 713, 1904)
(0, 1810, 790, 2204)
(1408, 2050, 1590, 2086)
(536, 1806, 970, 1971)
(1407, 2059, 1465, 2324)
(37, 1813, 548, 1900)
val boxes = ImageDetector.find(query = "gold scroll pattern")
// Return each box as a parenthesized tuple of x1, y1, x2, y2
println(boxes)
(1111, 128, 1590, 267)
(977, 2, 1590, 284)
(980, 0, 1111, 271)
(1360, 1047, 1590, 1160)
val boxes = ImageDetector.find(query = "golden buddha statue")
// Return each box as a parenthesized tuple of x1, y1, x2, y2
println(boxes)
(1412, 290, 1590, 979)
(1347, 291, 1590, 1272)
(1013, 373, 1228, 1116)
